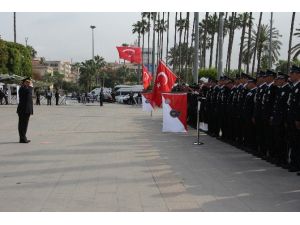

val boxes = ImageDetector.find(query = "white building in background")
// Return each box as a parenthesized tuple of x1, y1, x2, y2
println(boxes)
(44, 60, 72, 78)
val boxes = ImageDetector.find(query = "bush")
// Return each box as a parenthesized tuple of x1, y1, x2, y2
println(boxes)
(198, 68, 217, 80)
(0, 39, 32, 77)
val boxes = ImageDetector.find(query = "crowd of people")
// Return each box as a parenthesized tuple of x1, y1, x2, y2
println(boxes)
(187, 65, 300, 174)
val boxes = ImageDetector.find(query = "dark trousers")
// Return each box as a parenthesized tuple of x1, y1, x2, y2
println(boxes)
(288, 126, 300, 170)
(4, 96, 8, 105)
(36, 97, 40, 105)
(47, 98, 51, 105)
(100, 100, 103, 106)
(272, 124, 288, 165)
(56, 97, 59, 105)
(18, 114, 30, 141)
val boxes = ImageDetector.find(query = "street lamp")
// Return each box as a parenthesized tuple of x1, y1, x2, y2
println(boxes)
(90, 25, 96, 59)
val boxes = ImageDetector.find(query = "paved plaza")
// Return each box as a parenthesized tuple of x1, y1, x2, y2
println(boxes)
(0, 103, 300, 211)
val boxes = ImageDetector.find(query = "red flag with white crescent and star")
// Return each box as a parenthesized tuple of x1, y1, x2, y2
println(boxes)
(142, 65, 152, 90)
(152, 60, 177, 107)
(162, 93, 187, 132)
(116, 46, 142, 64)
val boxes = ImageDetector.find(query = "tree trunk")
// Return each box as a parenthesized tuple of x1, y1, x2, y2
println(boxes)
(246, 12, 252, 74)
(209, 13, 217, 68)
(185, 12, 190, 83)
(227, 12, 236, 73)
(226, 12, 234, 73)
(202, 12, 209, 69)
(173, 12, 178, 71)
(256, 14, 264, 71)
(147, 14, 151, 67)
(215, 14, 220, 68)
(251, 12, 263, 75)
(156, 13, 160, 66)
(287, 12, 296, 71)
(179, 12, 182, 76)
(160, 12, 165, 60)
(13, 12, 16, 43)
(238, 13, 247, 73)
(166, 12, 170, 65)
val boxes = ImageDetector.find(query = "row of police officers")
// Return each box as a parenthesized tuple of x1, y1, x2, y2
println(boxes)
(199, 65, 300, 174)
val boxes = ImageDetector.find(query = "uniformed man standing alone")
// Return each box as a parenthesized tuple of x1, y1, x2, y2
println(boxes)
(17, 78, 33, 143)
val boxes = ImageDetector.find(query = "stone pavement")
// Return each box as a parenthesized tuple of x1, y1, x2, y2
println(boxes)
(0, 103, 300, 212)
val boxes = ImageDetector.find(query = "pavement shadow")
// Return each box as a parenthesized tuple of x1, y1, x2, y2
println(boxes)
(133, 116, 300, 212)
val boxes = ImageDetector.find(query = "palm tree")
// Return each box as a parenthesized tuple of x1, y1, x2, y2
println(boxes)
(246, 12, 253, 74)
(13, 12, 16, 43)
(140, 19, 149, 65)
(202, 12, 209, 68)
(243, 23, 282, 71)
(141, 12, 152, 66)
(291, 25, 300, 59)
(176, 13, 185, 75)
(166, 12, 170, 65)
(287, 13, 296, 70)
(251, 12, 263, 74)
(184, 12, 190, 82)
(208, 13, 218, 68)
(132, 21, 142, 48)
(173, 12, 178, 71)
(226, 12, 239, 73)
(238, 13, 249, 73)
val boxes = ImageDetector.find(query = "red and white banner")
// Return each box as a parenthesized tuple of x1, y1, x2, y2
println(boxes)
(116, 46, 142, 64)
(142, 92, 154, 112)
(142, 65, 152, 90)
(162, 93, 187, 133)
(152, 60, 177, 107)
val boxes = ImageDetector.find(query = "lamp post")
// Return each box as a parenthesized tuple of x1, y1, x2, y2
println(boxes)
(90, 25, 96, 59)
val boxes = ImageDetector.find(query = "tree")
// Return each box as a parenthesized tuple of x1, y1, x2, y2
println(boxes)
(202, 12, 209, 68)
(26, 45, 37, 58)
(251, 12, 263, 74)
(166, 12, 170, 65)
(291, 23, 300, 60)
(176, 13, 185, 74)
(13, 12, 16, 43)
(78, 55, 106, 91)
(238, 13, 249, 73)
(207, 13, 218, 68)
(141, 12, 152, 66)
(243, 23, 282, 72)
(225, 12, 238, 73)
(275, 58, 300, 73)
(168, 43, 194, 74)
(287, 12, 296, 71)
(0, 40, 32, 76)
(246, 12, 253, 74)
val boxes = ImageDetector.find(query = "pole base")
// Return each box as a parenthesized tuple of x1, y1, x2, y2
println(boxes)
(194, 141, 204, 145)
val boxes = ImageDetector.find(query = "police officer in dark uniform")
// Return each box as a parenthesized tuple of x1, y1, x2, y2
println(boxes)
(206, 78, 217, 135)
(271, 72, 291, 167)
(236, 73, 248, 146)
(211, 78, 222, 137)
(17, 77, 33, 143)
(99, 88, 104, 107)
(261, 69, 278, 161)
(242, 76, 257, 151)
(286, 65, 300, 173)
(253, 70, 268, 158)
(222, 77, 234, 140)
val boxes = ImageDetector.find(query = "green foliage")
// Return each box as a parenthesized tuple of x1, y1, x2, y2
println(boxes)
(61, 81, 80, 92)
(198, 68, 217, 80)
(0, 39, 32, 77)
(275, 59, 300, 74)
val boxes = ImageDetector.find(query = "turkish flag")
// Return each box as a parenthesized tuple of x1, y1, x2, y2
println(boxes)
(152, 60, 177, 107)
(116, 46, 142, 64)
(142, 65, 152, 90)
(142, 92, 154, 112)
(162, 93, 187, 132)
